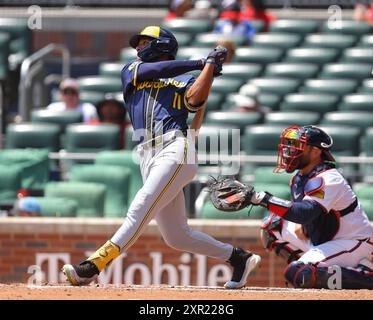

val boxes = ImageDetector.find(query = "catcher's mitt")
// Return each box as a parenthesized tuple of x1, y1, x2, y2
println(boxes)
(208, 177, 255, 212)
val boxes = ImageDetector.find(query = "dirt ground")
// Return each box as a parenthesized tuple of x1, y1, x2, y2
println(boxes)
(0, 284, 372, 300)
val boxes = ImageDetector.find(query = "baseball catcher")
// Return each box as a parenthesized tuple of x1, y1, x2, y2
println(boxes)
(210, 125, 373, 289)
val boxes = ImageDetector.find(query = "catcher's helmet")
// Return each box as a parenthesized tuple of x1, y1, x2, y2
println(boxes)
(129, 26, 178, 62)
(274, 125, 335, 173)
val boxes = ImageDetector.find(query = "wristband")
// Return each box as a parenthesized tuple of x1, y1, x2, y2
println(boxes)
(205, 59, 218, 67)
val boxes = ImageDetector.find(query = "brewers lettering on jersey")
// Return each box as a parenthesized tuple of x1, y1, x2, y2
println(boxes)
(62, 25, 261, 289)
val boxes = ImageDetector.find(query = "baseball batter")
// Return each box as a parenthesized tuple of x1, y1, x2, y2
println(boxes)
(211, 125, 373, 289)
(62, 26, 261, 289)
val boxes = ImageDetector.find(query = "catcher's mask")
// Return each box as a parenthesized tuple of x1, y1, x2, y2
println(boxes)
(129, 26, 178, 62)
(274, 125, 335, 173)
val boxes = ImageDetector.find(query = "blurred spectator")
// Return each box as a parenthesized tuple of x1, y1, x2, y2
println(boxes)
(240, 0, 276, 31)
(214, 0, 256, 43)
(14, 197, 41, 217)
(47, 78, 98, 123)
(232, 83, 270, 113)
(164, 0, 191, 20)
(353, 2, 373, 25)
(91, 97, 128, 148)
(215, 39, 236, 63)
(184, 0, 216, 19)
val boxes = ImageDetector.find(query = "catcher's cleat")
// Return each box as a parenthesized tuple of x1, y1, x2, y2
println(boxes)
(62, 261, 99, 286)
(224, 248, 261, 289)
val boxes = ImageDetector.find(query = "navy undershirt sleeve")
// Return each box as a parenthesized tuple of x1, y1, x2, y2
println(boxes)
(136, 60, 204, 82)
(283, 200, 325, 224)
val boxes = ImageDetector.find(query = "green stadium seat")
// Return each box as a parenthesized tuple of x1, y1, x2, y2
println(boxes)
(78, 76, 122, 93)
(221, 63, 262, 81)
(280, 93, 338, 113)
(251, 33, 302, 49)
(361, 128, 373, 182)
(95, 150, 142, 204)
(353, 183, 373, 200)
(264, 111, 321, 126)
(319, 63, 373, 81)
(0, 165, 22, 203)
(65, 124, 120, 154)
(254, 167, 292, 185)
(0, 18, 31, 70)
(303, 33, 357, 50)
(338, 94, 373, 112)
(321, 20, 372, 36)
(173, 32, 194, 47)
(79, 91, 106, 105)
(359, 79, 373, 94)
(176, 47, 211, 60)
(321, 112, 373, 132)
(210, 77, 244, 95)
(284, 48, 339, 65)
(359, 199, 373, 219)
(341, 48, 373, 64)
(0, 149, 49, 189)
(358, 35, 373, 47)
(300, 79, 358, 96)
(248, 78, 300, 96)
(123, 126, 142, 151)
(250, 20, 266, 33)
(0, 32, 10, 80)
(200, 201, 253, 219)
(255, 183, 291, 200)
(45, 181, 106, 217)
(162, 18, 213, 35)
(269, 19, 319, 35)
(233, 47, 283, 65)
(99, 62, 123, 77)
(193, 33, 248, 47)
(6, 123, 61, 152)
(206, 92, 224, 111)
(120, 47, 138, 63)
(31, 110, 82, 132)
(223, 93, 282, 111)
(71, 165, 131, 218)
(35, 197, 78, 217)
(264, 63, 319, 80)
(205, 111, 263, 132)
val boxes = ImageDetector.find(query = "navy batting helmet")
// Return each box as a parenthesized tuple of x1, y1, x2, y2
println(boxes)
(129, 26, 178, 62)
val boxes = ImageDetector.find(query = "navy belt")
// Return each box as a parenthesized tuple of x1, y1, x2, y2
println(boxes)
(339, 198, 358, 217)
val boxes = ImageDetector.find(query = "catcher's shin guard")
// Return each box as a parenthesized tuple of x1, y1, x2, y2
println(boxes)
(261, 214, 302, 264)
(87, 240, 121, 272)
(285, 261, 373, 289)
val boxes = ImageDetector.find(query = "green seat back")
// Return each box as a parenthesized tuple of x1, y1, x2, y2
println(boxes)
(31, 110, 82, 132)
(353, 183, 373, 200)
(249, 78, 300, 96)
(0, 165, 22, 201)
(254, 167, 292, 185)
(359, 199, 373, 220)
(176, 47, 211, 60)
(285, 48, 339, 65)
(251, 33, 302, 49)
(6, 123, 61, 152)
(264, 111, 321, 126)
(45, 181, 106, 217)
(223, 93, 282, 111)
(211, 77, 244, 95)
(79, 91, 106, 105)
(161, 18, 213, 35)
(269, 19, 319, 34)
(264, 63, 319, 80)
(255, 183, 291, 200)
(338, 94, 373, 111)
(206, 92, 224, 111)
(321, 112, 373, 133)
(251, 20, 266, 33)
(120, 47, 138, 63)
(200, 201, 253, 219)
(359, 79, 373, 94)
(233, 47, 283, 65)
(66, 124, 120, 153)
(99, 61, 123, 77)
(78, 76, 122, 93)
(95, 150, 142, 204)
(173, 32, 194, 47)
(321, 20, 372, 36)
(0, 31, 10, 79)
(36, 197, 78, 217)
(205, 111, 263, 132)
(193, 33, 248, 47)
(319, 63, 373, 80)
(280, 93, 338, 113)
(221, 63, 262, 81)
(341, 48, 373, 64)
(303, 33, 357, 49)
(300, 79, 358, 96)
(358, 35, 373, 47)
(0, 149, 49, 189)
(71, 165, 131, 218)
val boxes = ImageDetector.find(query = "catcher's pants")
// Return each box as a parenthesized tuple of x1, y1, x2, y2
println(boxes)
(111, 130, 233, 260)
(273, 220, 373, 267)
